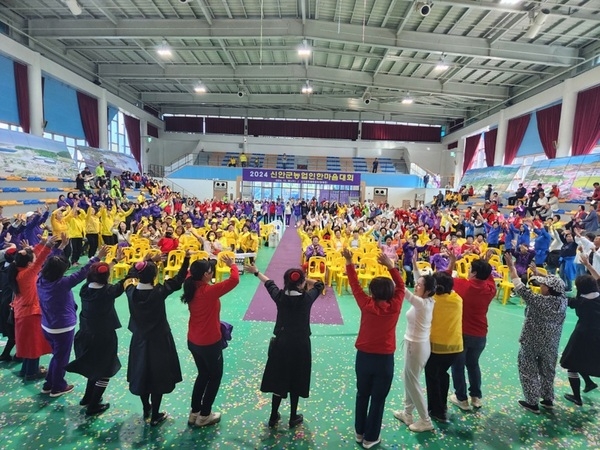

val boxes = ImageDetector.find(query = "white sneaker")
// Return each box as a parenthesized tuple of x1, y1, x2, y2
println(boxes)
(409, 418, 434, 433)
(449, 394, 471, 411)
(393, 410, 414, 426)
(188, 411, 199, 425)
(355, 432, 363, 443)
(470, 396, 482, 408)
(195, 412, 221, 427)
(362, 437, 381, 449)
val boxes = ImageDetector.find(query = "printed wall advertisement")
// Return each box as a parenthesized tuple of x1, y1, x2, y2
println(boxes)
(0, 128, 77, 178)
(77, 145, 140, 175)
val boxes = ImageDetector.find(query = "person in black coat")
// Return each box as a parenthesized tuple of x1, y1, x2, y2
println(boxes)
(125, 253, 190, 426)
(65, 260, 126, 415)
(560, 260, 600, 405)
(244, 263, 324, 429)
(0, 247, 17, 361)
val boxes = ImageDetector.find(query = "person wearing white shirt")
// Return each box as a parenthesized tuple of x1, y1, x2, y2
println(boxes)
(393, 257, 436, 432)
(574, 229, 600, 276)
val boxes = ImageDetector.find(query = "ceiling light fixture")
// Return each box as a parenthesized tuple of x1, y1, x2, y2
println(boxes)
(434, 55, 449, 71)
(523, 9, 550, 39)
(301, 81, 313, 94)
(298, 39, 312, 57)
(157, 40, 172, 58)
(402, 93, 414, 105)
(500, 0, 521, 4)
(63, 0, 83, 16)
(194, 82, 207, 93)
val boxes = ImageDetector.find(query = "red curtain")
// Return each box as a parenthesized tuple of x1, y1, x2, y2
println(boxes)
(483, 128, 497, 167)
(504, 114, 531, 165)
(361, 123, 441, 142)
(165, 116, 203, 132)
(76, 91, 99, 148)
(536, 104, 561, 159)
(124, 115, 141, 170)
(205, 117, 244, 135)
(13, 61, 30, 133)
(248, 119, 359, 140)
(463, 133, 481, 174)
(572, 84, 600, 156)
(147, 123, 159, 138)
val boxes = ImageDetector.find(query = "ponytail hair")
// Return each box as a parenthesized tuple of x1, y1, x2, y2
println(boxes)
(181, 259, 212, 303)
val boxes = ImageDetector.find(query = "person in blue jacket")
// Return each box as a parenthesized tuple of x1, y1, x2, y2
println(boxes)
(516, 223, 531, 248)
(533, 225, 551, 267)
(484, 221, 501, 248)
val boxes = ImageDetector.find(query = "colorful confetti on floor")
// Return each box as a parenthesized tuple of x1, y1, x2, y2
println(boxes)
(0, 245, 598, 449)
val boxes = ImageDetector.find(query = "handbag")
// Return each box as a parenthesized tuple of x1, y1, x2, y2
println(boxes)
(220, 321, 233, 349)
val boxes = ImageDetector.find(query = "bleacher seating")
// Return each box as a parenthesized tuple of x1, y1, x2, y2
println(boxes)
(352, 157, 368, 172)
(379, 158, 396, 173)
(250, 153, 265, 168)
(276, 154, 295, 170)
(221, 152, 240, 166)
(326, 157, 341, 172)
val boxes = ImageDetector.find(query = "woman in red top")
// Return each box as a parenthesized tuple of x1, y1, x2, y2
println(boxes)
(8, 235, 62, 380)
(181, 255, 240, 427)
(342, 249, 405, 449)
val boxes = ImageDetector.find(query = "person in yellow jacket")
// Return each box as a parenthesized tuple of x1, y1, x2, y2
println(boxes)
(239, 225, 259, 263)
(222, 223, 239, 251)
(99, 203, 117, 245)
(51, 206, 70, 243)
(65, 202, 86, 266)
(114, 203, 134, 225)
(84, 200, 101, 258)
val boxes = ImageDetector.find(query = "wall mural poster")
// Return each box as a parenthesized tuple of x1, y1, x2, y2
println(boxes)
(460, 165, 521, 196)
(77, 145, 140, 175)
(0, 128, 77, 179)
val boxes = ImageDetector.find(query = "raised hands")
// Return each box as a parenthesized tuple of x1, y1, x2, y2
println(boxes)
(58, 233, 70, 250)
(221, 254, 235, 267)
(97, 245, 109, 259)
(341, 248, 353, 263)
(378, 253, 395, 270)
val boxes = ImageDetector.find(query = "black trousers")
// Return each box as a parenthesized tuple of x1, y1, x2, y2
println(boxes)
(188, 340, 223, 416)
(70, 237, 83, 264)
(87, 233, 99, 258)
(425, 352, 460, 417)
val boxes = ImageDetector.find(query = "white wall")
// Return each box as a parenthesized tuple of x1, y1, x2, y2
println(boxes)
(166, 178, 237, 200)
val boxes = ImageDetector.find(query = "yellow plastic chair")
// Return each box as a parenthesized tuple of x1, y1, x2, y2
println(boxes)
(488, 255, 502, 269)
(327, 256, 345, 287)
(416, 261, 433, 275)
(189, 250, 210, 264)
(163, 249, 186, 279)
(336, 269, 349, 295)
(215, 251, 236, 282)
(487, 247, 502, 256)
(456, 259, 470, 279)
(357, 257, 379, 288)
(112, 247, 133, 280)
(496, 265, 515, 305)
(307, 256, 327, 292)
(462, 254, 480, 264)
(103, 245, 118, 263)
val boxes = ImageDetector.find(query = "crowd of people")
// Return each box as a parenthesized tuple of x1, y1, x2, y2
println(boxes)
(0, 165, 599, 447)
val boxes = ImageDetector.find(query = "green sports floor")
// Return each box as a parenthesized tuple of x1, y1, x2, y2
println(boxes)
(0, 245, 598, 450)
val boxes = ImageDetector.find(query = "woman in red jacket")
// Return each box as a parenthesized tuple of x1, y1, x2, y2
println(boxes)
(8, 234, 62, 380)
(342, 249, 405, 449)
(181, 255, 240, 427)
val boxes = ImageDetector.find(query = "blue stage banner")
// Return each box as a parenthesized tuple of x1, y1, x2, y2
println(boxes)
(243, 168, 361, 186)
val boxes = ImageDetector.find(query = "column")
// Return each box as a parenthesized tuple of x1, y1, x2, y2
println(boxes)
(556, 78, 577, 158)
(98, 89, 108, 149)
(494, 109, 508, 166)
(140, 118, 147, 172)
(28, 53, 44, 137)
(454, 138, 465, 184)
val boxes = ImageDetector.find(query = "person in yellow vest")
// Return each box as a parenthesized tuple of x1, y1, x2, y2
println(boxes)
(65, 203, 86, 266)
(222, 223, 239, 251)
(99, 203, 117, 245)
(239, 152, 248, 167)
(228, 156, 237, 167)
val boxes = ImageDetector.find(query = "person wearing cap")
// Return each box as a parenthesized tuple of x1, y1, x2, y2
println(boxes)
(65, 257, 126, 415)
(244, 262, 324, 431)
(125, 252, 191, 426)
(505, 254, 567, 414)
(23, 206, 50, 247)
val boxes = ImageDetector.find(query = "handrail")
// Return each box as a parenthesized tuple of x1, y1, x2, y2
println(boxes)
(160, 177, 197, 199)
(165, 153, 194, 175)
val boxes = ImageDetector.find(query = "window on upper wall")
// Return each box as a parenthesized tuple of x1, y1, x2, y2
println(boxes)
(0, 121, 23, 132)
(108, 111, 131, 155)
(470, 139, 486, 170)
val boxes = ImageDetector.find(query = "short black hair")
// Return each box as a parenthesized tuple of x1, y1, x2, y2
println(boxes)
(433, 271, 454, 295)
(470, 259, 492, 280)
(575, 275, 598, 296)
(369, 277, 395, 301)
